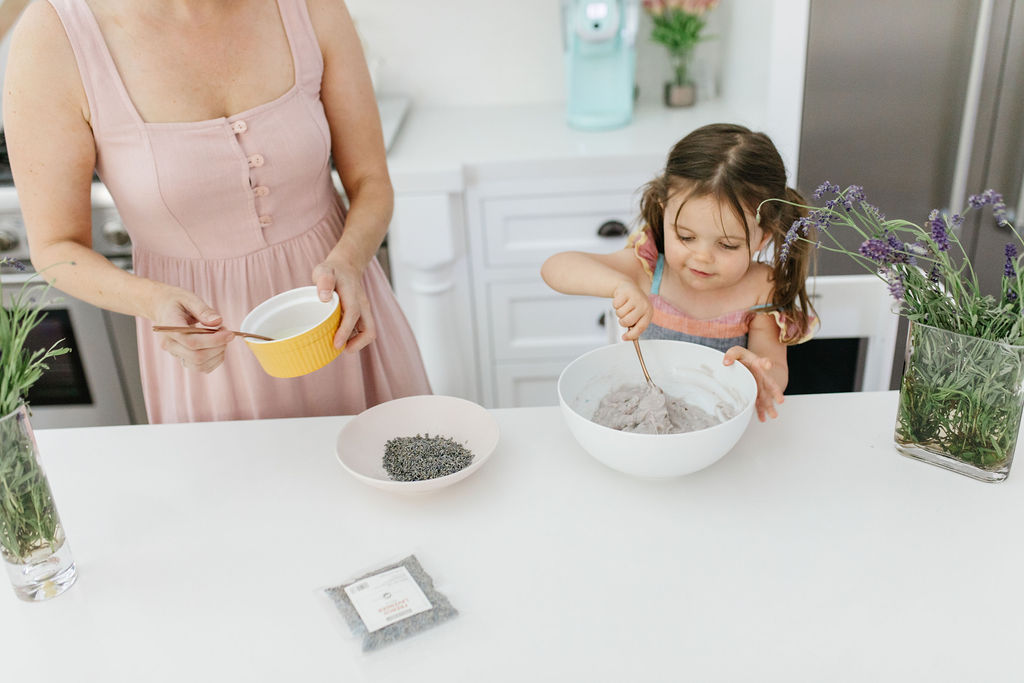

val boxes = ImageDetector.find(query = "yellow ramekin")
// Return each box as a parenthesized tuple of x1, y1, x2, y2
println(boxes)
(241, 286, 342, 378)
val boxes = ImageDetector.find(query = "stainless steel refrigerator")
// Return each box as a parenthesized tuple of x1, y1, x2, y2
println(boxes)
(790, 0, 1023, 391)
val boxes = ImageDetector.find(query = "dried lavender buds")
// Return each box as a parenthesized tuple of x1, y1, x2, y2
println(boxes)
(324, 555, 459, 652)
(383, 434, 475, 481)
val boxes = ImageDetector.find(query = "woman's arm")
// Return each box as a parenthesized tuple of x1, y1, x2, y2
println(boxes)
(4, 3, 233, 371)
(0, 0, 29, 40)
(306, 0, 392, 352)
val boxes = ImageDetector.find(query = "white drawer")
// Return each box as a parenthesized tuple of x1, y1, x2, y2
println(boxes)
(493, 360, 570, 408)
(481, 191, 636, 268)
(488, 281, 616, 361)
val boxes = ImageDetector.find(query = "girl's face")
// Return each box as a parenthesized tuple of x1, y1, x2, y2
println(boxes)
(662, 192, 767, 291)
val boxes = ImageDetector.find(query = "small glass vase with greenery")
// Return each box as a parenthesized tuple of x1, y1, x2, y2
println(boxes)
(641, 0, 719, 106)
(0, 257, 78, 599)
(760, 184, 1024, 482)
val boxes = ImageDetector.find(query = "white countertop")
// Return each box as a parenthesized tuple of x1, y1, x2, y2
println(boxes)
(4, 391, 1023, 682)
(385, 99, 776, 193)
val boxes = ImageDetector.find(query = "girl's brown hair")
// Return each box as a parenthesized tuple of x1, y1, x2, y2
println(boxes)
(638, 123, 815, 343)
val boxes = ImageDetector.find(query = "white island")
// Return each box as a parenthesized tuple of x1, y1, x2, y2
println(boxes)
(3, 391, 1023, 682)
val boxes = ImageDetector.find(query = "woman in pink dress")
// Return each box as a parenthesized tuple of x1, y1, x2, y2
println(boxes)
(5, 0, 431, 422)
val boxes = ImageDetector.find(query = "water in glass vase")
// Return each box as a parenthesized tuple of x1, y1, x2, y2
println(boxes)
(894, 321, 1024, 482)
(1, 526, 77, 601)
(0, 405, 78, 600)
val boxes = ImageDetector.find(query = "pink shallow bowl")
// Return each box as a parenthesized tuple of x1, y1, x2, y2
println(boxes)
(336, 395, 500, 494)
(557, 340, 757, 478)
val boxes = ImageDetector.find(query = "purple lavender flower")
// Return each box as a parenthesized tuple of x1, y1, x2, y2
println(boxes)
(858, 238, 893, 264)
(888, 275, 906, 301)
(968, 189, 1004, 209)
(927, 210, 950, 252)
(841, 185, 866, 212)
(994, 200, 1010, 226)
(878, 268, 906, 301)
(860, 202, 885, 223)
(1006, 243, 1019, 278)
(779, 220, 800, 264)
(0, 256, 27, 272)
(813, 181, 840, 199)
(966, 189, 1011, 225)
(808, 208, 834, 231)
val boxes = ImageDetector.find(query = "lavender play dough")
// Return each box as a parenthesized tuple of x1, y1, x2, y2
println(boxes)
(590, 383, 737, 434)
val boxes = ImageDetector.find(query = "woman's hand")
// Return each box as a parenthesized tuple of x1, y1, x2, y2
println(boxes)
(313, 259, 376, 352)
(152, 289, 234, 373)
(722, 346, 785, 422)
(612, 281, 653, 340)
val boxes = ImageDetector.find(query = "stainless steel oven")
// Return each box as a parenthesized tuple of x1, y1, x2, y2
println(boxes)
(0, 180, 147, 429)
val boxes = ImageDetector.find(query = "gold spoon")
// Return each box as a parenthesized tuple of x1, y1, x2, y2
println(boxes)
(152, 325, 275, 342)
(632, 339, 657, 388)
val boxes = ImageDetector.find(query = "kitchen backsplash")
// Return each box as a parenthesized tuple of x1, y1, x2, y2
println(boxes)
(345, 0, 765, 108)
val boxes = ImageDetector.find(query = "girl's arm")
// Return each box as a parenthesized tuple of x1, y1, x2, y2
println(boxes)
(308, 0, 392, 352)
(723, 314, 788, 421)
(5, 3, 234, 371)
(541, 249, 652, 339)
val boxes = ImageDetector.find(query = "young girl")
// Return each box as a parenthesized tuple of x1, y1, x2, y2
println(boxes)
(541, 123, 816, 422)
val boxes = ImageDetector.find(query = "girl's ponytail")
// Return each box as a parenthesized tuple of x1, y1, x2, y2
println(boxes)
(767, 186, 816, 343)
(638, 174, 670, 252)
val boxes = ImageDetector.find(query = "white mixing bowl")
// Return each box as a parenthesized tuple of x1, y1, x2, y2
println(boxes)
(557, 340, 757, 478)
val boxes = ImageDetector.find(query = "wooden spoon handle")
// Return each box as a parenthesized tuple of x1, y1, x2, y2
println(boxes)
(151, 325, 275, 342)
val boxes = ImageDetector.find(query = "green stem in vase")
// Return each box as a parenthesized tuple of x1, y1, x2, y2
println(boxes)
(0, 411, 62, 563)
(897, 324, 1024, 470)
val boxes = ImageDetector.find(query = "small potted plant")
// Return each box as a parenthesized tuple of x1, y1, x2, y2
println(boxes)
(761, 185, 1024, 482)
(642, 0, 719, 107)
(0, 257, 78, 600)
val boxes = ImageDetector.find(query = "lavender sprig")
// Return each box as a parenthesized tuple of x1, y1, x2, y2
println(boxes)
(759, 184, 1024, 344)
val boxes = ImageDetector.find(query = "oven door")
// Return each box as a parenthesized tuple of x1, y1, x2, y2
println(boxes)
(2, 271, 133, 428)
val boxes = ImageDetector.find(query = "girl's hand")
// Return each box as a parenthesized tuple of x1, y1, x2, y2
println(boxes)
(153, 290, 235, 373)
(612, 281, 653, 341)
(722, 346, 785, 422)
(312, 260, 376, 352)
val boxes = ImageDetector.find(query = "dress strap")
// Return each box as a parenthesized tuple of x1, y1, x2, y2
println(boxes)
(46, 0, 138, 132)
(277, 0, 325, 94)
(651, 254, 665, 295)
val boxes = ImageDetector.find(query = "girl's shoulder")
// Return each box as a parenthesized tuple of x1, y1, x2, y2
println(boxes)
(627, 226, 659, 278)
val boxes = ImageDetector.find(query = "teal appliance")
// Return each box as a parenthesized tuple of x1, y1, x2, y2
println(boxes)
(562, 0, 638, 131)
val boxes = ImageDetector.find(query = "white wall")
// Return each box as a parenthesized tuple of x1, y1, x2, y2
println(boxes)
(347, 0, 808, 178)
(347, 0, 736, 108)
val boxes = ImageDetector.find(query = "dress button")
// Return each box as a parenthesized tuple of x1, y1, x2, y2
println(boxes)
(231, 120, 248, 134)
(247, 153, 264, 168)
(258, 215, 273, 227)
(253, 185, 270, 197)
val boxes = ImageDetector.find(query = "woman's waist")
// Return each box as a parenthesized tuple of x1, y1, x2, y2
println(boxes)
(128, 198, 345, 262)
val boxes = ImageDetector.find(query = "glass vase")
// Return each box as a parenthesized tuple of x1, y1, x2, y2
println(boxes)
(894, 321, 1024, 482)
(664, 47, 696, 108)
(0, 404, 77, 601)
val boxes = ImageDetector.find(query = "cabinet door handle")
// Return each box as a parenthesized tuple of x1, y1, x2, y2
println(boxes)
(597, 220, 628, 237)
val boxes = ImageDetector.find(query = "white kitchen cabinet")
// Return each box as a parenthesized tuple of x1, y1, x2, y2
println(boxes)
(466, 173, 648, 407)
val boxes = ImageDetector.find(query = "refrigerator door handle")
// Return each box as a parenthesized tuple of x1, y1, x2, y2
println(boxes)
(1013, 169, 1024, 228)
(949, 0, 995, 220)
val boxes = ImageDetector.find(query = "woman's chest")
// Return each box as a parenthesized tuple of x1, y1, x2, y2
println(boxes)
(88, 0, 297, 123)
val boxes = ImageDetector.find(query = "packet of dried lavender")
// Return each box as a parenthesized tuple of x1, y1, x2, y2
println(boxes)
(323, 555, 458, 653)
